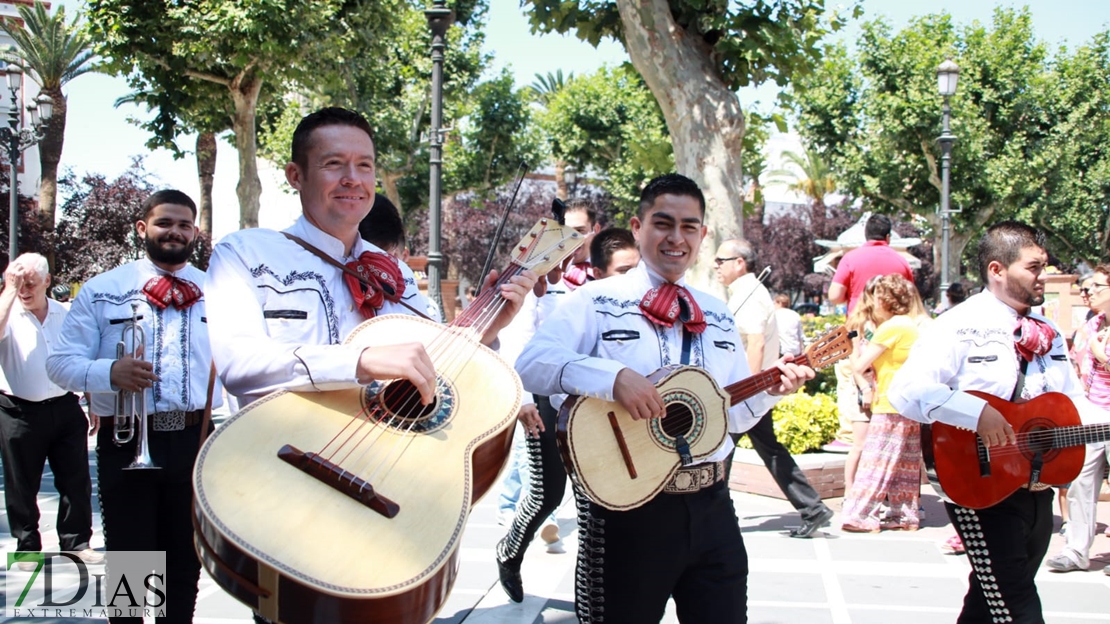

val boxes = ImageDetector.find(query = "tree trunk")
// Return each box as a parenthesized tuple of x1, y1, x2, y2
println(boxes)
(379, 171, 404, 218)
(37, 87, 65, 272)
(554, 159, 568, 200)
(616, 0, 746, 294)
(228, 72, 264, 229)
(195, 131, 217, 235)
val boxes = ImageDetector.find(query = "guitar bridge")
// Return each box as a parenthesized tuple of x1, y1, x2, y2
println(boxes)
(278, 444, 400, 518)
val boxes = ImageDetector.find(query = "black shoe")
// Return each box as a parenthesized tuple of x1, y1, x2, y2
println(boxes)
(497, 559, 524, 603)
(790, 506, 834, 539)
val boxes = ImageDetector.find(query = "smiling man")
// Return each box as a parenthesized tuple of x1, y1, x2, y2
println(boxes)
(48, 190, 220, 623)
(515, 174, 814, 622)
(889, 221, 1109, 623)
(205, 107, 535, 409)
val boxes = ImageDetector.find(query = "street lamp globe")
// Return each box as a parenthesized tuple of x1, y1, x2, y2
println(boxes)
(35, 94, 52, 121)
(937, 59, 960, 97)
(563, 164, 577, 188)
(5, 64, 21, 92)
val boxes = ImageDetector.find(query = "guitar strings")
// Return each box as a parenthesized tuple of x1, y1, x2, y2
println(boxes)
(970, 423, 1110, 459)
(325, 226, 569, 488)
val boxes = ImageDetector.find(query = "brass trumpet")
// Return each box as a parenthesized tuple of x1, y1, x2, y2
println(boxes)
(114, 302, 159, 470)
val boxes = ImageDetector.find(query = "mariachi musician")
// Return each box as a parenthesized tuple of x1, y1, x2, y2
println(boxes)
(48, 189, 220, 624)
(889, 221, 1110, 623)
(202, 106, 536, 623)
(515, 174, 813, 622)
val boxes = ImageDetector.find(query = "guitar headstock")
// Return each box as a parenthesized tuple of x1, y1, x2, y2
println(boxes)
(512, 218, 586, 275)
(804, 326, 855, 370)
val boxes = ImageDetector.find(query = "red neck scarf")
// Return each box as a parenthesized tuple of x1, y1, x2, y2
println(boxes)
(345, 251, 405, 319)
(1014, 315, 1056, 362)
(640, 283, 706, 334)
(563, 262, 593, 291)
(143, 275, 202, 310)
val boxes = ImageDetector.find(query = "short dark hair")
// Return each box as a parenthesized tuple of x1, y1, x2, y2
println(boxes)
(946, 281, 967, 305)
(291, 107, 374, 168)
(141, 189, 197, 220)
(358, 194, 405, 253)
(565, 198, 598, 227)
(977, 220, 1046, 282)
(590, 227, 636, 271)
(638, 173, 705, 218)
(864, 214, 892, 241)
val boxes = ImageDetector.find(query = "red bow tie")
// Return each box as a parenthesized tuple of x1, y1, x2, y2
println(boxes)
(563, 262, 593, 290)
(143, 275, 202, 310)
(640, 283, 706, 334)
(1014, 315, 1055, 362)
(345, 251, 405, 319)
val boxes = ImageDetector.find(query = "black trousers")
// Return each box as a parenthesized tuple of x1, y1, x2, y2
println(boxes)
(0, 392, 93, 552)
(575, 481, 747, 623)
(97, 421, 207, 624)
(945, 488, 1053, 624)
(729, 410, 828, 522)
(496, 394, 567, 566)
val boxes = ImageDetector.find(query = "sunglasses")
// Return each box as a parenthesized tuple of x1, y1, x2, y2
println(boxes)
(1081, 282, 1110, 296)
(714, 256, 740, 267)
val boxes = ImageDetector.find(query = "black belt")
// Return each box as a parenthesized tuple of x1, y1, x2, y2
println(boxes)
(103, 409, 204, 429)
(0, 392, 75, 406)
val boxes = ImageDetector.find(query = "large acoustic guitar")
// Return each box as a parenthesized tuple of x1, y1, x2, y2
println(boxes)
(192, 218, 584, 624)
(923, 391, 1110, 509)
(557, 326, 854, 511)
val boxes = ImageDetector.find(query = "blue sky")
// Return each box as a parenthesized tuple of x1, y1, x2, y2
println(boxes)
(50, 0, 1110, 238)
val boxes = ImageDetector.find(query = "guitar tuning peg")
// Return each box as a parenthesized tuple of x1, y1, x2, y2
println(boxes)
(543, 255, 550, 261)
(519, 244, 528, 251)
(558, 243, 565, 249)
(530, 232, 538, 238)
(540, 218, 548, 225)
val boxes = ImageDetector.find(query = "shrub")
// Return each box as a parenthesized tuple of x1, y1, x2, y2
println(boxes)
(737, 391, 839, 454)
(801, 313, 846, 343)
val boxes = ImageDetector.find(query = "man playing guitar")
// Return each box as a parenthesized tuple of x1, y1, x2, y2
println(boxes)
(889, 221, 1108, 623)
(515, 174, 813, 622)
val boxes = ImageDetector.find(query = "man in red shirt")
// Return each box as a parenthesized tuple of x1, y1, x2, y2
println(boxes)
(828, 214, 913, 312)
(825, 214, 914, 456)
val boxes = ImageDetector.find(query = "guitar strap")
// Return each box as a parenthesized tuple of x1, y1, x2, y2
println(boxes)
(1009, 356, 1029, 402)
(672, 326, 694, 466)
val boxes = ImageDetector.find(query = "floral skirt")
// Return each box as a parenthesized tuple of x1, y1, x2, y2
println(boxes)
(840, 412, 922, 532)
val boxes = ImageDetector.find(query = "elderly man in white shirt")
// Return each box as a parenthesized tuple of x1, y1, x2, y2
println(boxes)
(0, 253, 99, 569)
(715, 238, 834, 538)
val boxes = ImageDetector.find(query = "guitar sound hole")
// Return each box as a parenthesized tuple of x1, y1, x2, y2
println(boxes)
(660, 403, 695, 438)
(377, 380, 438, 423)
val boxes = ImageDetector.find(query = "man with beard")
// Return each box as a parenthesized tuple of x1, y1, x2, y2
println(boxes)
(889, 221, 1108, 623)
(48, 189, 220, 624)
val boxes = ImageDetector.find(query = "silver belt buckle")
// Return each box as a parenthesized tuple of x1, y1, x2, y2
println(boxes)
(664, 462, 720, 494)
(152, 410, 186, 432)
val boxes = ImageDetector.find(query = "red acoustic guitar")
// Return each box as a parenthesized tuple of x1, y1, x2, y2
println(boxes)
(923, 391, 1110, 509)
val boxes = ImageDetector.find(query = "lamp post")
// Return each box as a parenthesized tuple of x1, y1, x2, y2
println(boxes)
(424, 0, 454, 319)
(563, 164, 577, 199)
(936, 59, 960, 295)
(3, 65, 52, 264)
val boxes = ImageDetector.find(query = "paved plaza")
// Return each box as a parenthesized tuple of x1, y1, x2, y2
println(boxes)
(1, 422, 1109, 623)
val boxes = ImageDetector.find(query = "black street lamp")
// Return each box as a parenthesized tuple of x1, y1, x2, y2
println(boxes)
(425, 0, 454, 318)
(3, 64, 52, 264)
(936, 59, 960, 295)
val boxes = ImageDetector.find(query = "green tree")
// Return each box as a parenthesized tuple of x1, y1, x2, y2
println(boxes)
(539, 64, 672, 220)
(0, 1, 95, 234)
(768, 146, 837, 233)
(792, 9, 1053, 282)
(530, 69, 575, 200)
(523, 0, 855, 288)
(86, 0, 345, 229)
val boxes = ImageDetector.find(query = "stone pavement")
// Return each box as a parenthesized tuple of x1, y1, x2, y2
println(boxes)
(2, 430, 1109, 623)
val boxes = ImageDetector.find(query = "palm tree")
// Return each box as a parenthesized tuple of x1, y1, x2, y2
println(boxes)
(768, 146, 837, 235)
(1, 1, 95, 236)
(530, 70, 575, 199)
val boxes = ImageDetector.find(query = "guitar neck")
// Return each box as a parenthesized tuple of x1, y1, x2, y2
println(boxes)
(724, 354, 810, 407)
(1053, 422, 1110, 448)
(450, 263, 523, 331)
